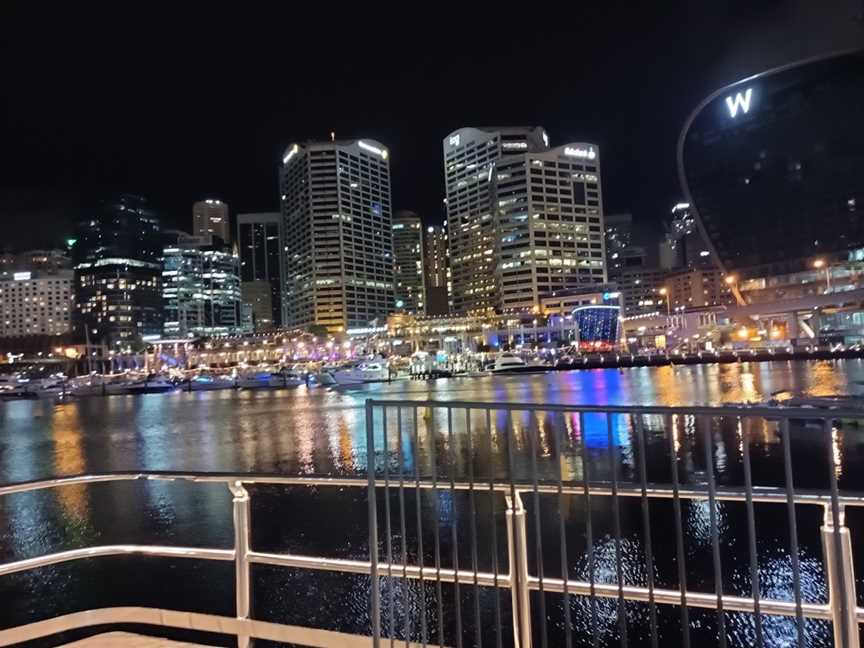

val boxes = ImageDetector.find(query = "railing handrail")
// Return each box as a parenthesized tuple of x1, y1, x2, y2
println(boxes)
(366, 397, 864, 419)
(5, 470, 864, 508)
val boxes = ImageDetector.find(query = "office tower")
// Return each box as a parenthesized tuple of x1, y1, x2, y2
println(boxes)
(192, 199, 230, 241)
(617, 267, 669, 316)
(280, 138, 393, 331)
(605, 213, 646, 278)
(392, 210, 424, 314)
(660, 203, 713, 271)
(73, 194, 163, 347)
(444, 127, 607, 314)
(0, 263, 73, 338)
(237, 212, 283, 329)
(423, 223, 450, 315)
(162, 233, 246, 337)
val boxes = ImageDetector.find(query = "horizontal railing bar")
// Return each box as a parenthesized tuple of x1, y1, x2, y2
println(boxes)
(366, 398, 864, 419)
(248, 550, 510, 588)
(529, 576, 835, 620)
(0, 545, 235, 577)
(0, 606, 440, 648)
(252, 550, 846, 623)
(4, 472, 864, 509)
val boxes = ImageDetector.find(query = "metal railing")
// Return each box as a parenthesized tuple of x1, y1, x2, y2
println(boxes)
(364, 400, 864, 648)
(0, 401, 861, 647)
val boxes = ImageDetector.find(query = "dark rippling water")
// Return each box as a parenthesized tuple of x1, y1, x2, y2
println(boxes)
(3, 359, 864, 647)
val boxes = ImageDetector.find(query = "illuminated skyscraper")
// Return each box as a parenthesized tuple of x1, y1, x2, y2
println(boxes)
(423, 223, 450, 315)
(162, 233, 245, 337)
(237, 212, 283, 329)
(392, 210, 424, 314)
(193, 199, 230, 241)
(73, 194, 162, 346)
(444, 127, 607, 314)
(280, 138, 393, 331)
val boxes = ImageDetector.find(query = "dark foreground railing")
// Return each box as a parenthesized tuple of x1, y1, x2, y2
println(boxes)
(0, 400, 862, 647)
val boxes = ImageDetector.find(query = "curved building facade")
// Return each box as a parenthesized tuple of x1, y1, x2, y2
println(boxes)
(678, 49, 864, 280)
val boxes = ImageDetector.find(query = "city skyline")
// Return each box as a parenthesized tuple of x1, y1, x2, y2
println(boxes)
(2, 4, 862, 249)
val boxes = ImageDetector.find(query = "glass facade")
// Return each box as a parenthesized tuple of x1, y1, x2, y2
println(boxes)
(392, 211, 424, 314)
(237, 212, 282, 329)
(162, 235, 245, 337)
(73, 194, 163, 347)
(680, 50, 864, 278)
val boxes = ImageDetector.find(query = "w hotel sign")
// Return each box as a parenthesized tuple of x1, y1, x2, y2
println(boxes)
(725, 87, 753, 118)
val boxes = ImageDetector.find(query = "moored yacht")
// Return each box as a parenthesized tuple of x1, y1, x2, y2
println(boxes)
(236, 368, 304, 389)
(488, 352, 549, 374)
(123, 374, 178, 395)
(321, 361, 390, 386)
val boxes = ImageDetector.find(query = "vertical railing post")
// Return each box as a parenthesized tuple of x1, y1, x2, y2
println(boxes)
(366, 400, 381, 647)
(821, 503, 859, 648)
(230, 481, 252, 648)
(506, 492, 532, 648)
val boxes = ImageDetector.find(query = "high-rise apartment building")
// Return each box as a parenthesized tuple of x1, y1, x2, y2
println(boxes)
(237, 212, 283, 329)
(444, 127, 607, 314)
(423, 223, 450, 316)
(280, 138, 393, 332)
(0, 266, 73, 338)
(162, 233, 246, 337)
(193, 199, 230, 241)
(73, 194, 163, 347)
(392, 210, 424, 314)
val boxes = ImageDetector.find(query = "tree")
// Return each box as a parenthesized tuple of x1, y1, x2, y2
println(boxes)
(307, 324, 329, 338)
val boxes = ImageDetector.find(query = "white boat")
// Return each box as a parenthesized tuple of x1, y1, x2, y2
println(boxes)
(186, 374, 236, 391)
(315, 370, 338, 386)
(324, 361, 390, 386)
(1, 377, 70, 399)
(488, 353, 549, 374)
(123, 375, 178, 395)
(237, 370, 304, 389)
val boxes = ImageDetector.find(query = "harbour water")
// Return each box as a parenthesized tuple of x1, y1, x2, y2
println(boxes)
(3, 359, 864, 646)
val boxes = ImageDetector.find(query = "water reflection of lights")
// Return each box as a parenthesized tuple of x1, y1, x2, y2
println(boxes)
(831, 426, 843, 480)
(686, 499, 728, 547)
(51, 405, 89, 519)
(726, 546, 829, 647)
(558, 530, 830, 647)
(566, 536, 654, 641)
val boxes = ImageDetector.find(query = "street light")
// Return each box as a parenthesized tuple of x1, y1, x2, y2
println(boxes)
(813, 259, 831, 292)
(658, 287, 671, 316)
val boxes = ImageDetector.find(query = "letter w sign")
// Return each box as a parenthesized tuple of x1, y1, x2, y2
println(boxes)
(725, 88, 753, 118)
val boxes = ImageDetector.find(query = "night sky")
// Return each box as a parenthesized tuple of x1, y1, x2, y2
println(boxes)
(1, 2, 862, 249)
